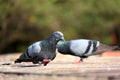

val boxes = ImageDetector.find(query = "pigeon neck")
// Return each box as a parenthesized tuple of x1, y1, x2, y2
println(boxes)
(47, 36, 59, 45)
(57, 41, 71, 54)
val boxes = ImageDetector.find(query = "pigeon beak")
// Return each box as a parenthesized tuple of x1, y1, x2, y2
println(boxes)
(60, 36, 65, 41)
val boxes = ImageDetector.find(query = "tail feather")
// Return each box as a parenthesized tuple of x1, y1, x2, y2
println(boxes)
(14, 52, 31, 63)
(15, 58, 32, 63)
(93, 43, 119, 55)
(15, 59, 23, 63)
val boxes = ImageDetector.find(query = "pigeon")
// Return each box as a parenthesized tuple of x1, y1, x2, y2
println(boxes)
(57, 39, 120, 63)
(15, 31, 64, 66)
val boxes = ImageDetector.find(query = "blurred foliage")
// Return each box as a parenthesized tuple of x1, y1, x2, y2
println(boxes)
(0, 0, 120, 53)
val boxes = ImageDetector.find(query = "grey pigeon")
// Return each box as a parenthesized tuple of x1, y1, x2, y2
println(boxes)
(15, 31, 64, 66)
(57, 39, 120, 62)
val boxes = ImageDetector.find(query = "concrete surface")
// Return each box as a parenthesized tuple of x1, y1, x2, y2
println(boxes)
(0, 51, 120, 80)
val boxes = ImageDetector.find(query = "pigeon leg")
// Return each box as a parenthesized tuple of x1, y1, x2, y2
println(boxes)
(74, 58, 83, 64)
(43, 62, 49, 66)
(42, 59, 51, 66)
(80, 58, 83, 62)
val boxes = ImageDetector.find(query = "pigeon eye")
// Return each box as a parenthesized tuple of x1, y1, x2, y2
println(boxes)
(56, 33, 61, 37)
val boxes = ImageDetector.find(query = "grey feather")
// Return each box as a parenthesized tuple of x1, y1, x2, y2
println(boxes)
(27, 41, 41, 58)
(57, 39, 119, 61)
(15, 31, 64, 66)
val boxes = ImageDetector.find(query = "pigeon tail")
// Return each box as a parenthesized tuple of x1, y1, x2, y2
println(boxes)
(93, 44, 119, 55)
(15, 58, 22, 63)
(14, 52, 31, 63)
(15, 58, 32, 63)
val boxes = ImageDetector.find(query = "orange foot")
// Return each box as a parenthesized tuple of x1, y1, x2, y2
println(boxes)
(42, 59, 51, 63)
(74, 60, 82, 64)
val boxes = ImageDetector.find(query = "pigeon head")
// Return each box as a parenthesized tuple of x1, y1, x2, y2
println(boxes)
(51, 31, 64, 41)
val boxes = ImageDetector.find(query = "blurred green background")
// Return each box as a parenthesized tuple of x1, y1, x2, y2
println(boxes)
(0, 0, 120, 53)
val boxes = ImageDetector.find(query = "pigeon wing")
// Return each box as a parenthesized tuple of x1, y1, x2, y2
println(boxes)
(27, 41, 41, 58)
